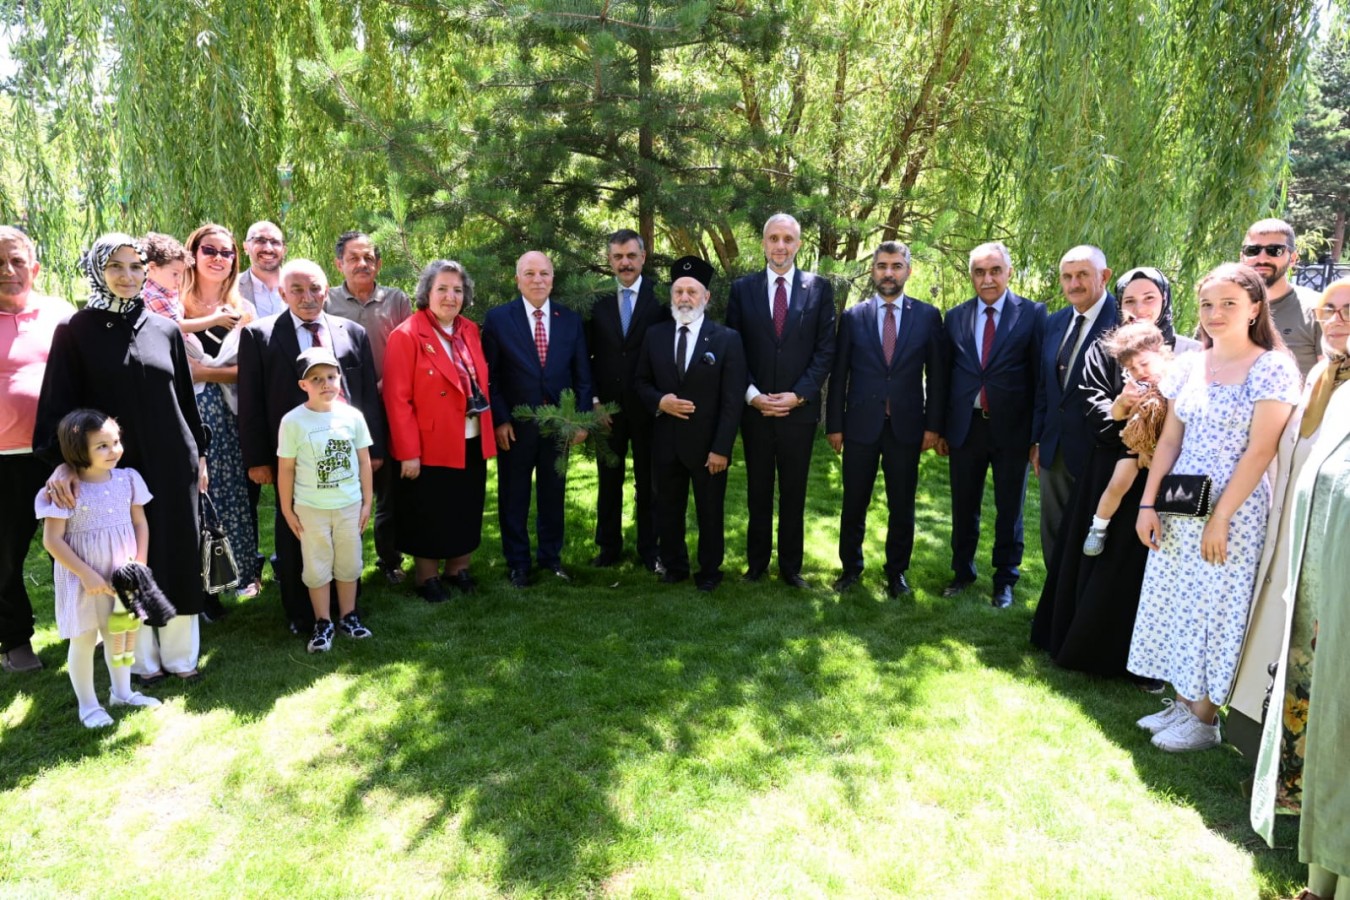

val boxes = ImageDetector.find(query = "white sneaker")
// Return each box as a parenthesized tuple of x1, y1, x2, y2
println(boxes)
(109, 692, 162, 709)
(1136, 698, 1185, 733)
(1082, 525, 1108, 556)
(1151, 706, 1222, 752)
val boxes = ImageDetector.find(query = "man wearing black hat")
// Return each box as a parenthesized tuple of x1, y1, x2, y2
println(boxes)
(635, 257, 747, 592)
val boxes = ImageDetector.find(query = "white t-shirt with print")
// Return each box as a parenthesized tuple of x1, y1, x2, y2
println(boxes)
(277, 403, 373, 509)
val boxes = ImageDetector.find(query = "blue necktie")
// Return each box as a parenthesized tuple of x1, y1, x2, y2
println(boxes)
(620, 288, 634, 337)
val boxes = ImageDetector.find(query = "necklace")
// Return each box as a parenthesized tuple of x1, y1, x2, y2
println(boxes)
(1207, 349, 1247, 386)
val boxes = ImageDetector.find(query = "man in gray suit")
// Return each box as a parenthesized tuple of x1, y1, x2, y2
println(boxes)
(238, 221, 287, 319)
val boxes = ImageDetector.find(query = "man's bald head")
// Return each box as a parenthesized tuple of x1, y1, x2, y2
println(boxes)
(516, 251, 555, 306)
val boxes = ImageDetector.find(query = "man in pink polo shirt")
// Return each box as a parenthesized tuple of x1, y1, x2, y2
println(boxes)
(0, 226, 74, 673)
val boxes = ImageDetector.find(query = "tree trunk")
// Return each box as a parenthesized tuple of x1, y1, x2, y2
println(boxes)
(637, 41, 656, 254)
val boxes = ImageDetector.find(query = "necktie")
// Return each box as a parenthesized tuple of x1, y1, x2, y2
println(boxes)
(1056, 313, 1087, 389)
(773, 275, 787, 340)
(620, 288, 633, 337)
(882, 302, 897, 366)
(980, 306, 996, 413)
(676, 325, 690, 379)
(533, 307, 548, 367)
(303, 321, 323, 348)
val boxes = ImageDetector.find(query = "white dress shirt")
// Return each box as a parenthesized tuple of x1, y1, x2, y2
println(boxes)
(876, 294, 903, 344)
(673, 313, 706, 373)
(972, 291, 1009, 409)
(1058, 292, 1110, 378)
(521, 297, 551, 345)
(746, 266, 798, 404)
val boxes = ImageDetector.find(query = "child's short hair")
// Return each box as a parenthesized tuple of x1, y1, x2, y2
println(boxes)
(57, 408, 116, 470)
(1102, 320, 1168, 366)
(142, 232, 188, 267)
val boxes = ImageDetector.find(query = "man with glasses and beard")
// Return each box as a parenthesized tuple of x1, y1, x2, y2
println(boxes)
(825, 241, 946, 598)
(238, 221, 287, 319)
(1239, 218, 1322, 379)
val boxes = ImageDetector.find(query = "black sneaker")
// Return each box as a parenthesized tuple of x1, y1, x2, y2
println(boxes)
(307, 619, 334, 653)
(339, 611, 372, 639)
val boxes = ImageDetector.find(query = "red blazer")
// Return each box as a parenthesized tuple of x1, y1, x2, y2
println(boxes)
(383, 311, 496, 468)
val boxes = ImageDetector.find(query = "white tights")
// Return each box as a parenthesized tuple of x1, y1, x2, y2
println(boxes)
(67, 625, 134, 723)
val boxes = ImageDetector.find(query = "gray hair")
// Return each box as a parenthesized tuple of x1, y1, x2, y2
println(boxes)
(1245, 218, 1296, 246)
(762, 213, 801, 238)
(0, 226, 38, 264)
(968, 241, 1012, 273)
(874, 241, 912, 265)
(1060, 244, 1108, 272)
(414, 259, 475, 310)
(279, 258, 328, 286)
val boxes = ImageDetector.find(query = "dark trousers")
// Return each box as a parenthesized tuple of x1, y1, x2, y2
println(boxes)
(948, 410, 1028, 588)
(839, 429, 921, 577)
(594, 409, 657, 564)
(1038, 452, 1075, 567)
(0, 454, 52, 652)
(654, 453, 727, 581)
(741, 415, 816, 576)
(497, 421, 566, 570)
(372, 457, 400, 568)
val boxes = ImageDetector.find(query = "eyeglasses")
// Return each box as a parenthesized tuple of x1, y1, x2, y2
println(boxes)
(198, 245, 237, 260)
(1240, 243, 1291, 259)
(1313, 305, 1350, 324)
(249, 237, 284, 247)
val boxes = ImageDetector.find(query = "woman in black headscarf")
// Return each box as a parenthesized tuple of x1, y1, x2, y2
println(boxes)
(1031, 267, 1201, 680)
(35, 232, 209, 682)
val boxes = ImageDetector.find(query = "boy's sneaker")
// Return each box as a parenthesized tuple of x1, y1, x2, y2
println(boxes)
(339, 611, 372, 639)
(1137, 698, 1186, 734)
(1151, 705, 1222, 752)
(1082, 525, 1108, 556)
(307, 619, 334, 653)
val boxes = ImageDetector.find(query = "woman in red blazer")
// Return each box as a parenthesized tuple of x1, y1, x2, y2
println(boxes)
(383, 260, 496, 602)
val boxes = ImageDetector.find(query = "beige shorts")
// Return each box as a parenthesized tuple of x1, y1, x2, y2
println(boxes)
(295, 502, 363, 588)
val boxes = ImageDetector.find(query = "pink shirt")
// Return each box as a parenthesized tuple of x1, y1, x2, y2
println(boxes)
(0, 292, 76, 452)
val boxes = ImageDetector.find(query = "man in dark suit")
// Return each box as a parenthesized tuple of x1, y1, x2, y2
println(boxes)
(586, 228, 670, 571)
(237, 259, 385, 632)
(826, 241, 947, 598)
(635, 256, 746, 592)
(1032, 245, 1116, 565)
(482, 251, 593, 588)
(939, 242, 1046, 609)
(725, 213, 836, 587)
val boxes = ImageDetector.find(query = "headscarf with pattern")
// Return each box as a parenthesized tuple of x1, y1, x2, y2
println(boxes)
(81, 232, 145, 319)
(1114, 266, 1176, 346)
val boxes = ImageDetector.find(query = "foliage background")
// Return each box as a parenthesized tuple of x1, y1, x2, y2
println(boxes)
(0, 0, 1341, 324)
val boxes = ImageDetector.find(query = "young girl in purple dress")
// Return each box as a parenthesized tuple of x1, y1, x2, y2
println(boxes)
(36, 409, 162, 728)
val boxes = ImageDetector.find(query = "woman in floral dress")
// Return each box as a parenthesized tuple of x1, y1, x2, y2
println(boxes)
(1127, 263, 1300, 752)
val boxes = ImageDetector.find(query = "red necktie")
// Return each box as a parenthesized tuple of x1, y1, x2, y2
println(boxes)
(882, 302, 897, 366)
(303, 321, 323, 347)
(980, 306, 996, 413)
(533, 308, 548, 367)
(773, 276, 787, 340)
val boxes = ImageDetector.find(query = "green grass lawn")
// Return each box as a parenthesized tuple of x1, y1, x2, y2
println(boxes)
(0, 438, 1304, 898)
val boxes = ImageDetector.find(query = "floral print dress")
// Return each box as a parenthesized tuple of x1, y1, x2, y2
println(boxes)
(1127, 350, 1301, 705)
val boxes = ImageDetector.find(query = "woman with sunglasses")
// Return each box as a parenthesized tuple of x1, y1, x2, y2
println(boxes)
(1032, 267, 1200, 680)
(1246, 280, 1350, 900)
(35, 233, 209, 682)
(177, 225, 261, 612)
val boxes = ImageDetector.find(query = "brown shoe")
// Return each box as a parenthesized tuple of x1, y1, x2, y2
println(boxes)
(1, 644, 43, 673)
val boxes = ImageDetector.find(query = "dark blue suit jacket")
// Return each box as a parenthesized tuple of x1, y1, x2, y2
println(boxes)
(482, 298, 593, 425)
(1032, 296, 1119, 476)
(942, 292, 1046, 450)
(825, 294, 947, 445)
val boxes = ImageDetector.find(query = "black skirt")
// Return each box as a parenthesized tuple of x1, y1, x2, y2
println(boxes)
(393, 448, 487, 560)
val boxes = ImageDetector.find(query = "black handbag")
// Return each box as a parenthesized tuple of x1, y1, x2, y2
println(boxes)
(200, 493, 241, 594)
(1155, 473, 1214, 518)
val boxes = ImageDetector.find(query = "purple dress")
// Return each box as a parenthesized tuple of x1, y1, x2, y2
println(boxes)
(34, 468, 152, 639)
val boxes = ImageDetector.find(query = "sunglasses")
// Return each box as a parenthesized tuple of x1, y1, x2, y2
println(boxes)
(197, 245, 237, 260)
(1240, 243, 1291, 259)
(1313, 305, 1350, 324)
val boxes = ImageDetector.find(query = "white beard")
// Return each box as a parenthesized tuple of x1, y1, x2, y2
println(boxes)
(673, 306, 703, 326)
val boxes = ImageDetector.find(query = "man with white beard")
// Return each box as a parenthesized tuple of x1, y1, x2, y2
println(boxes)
(634, 256, 747, 593)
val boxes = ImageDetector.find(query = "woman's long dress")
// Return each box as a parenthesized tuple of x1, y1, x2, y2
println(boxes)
(196, 324, 258, 587)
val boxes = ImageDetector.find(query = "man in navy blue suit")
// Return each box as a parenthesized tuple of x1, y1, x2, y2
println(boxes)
(482, 251, 593, 588)
(938, 242, 1046, 609)
(826, 241, 947, 598)
(1031, 245, 1117, 566)
(725, 213, 835, 588)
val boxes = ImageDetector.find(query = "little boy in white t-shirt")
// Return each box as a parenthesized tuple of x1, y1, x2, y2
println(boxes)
(277, 347, 374, 653)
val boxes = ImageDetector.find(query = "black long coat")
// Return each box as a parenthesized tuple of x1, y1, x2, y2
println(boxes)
(34, 308, 207, 615)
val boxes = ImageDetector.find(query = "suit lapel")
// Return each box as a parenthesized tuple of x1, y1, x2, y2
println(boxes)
(415, 315, 464, 392)
(983, 295, 1021, 368)
(511, 299, 543, 369)
(889, 296, 918, 369)
(782, 270, 810, 341)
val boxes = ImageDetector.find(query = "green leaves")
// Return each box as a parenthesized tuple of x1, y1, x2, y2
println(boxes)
(512, 389, 621, 476)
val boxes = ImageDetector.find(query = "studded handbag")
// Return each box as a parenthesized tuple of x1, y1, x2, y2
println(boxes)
(200, 493, 241, 594)
(1154, 473, 1214, 518)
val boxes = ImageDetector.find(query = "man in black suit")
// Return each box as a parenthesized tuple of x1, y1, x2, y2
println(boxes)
(826, 241, 947, 598)
(939, 242, 1046, 609)
(482, 251, 593, 588)
(725, 213, 836, 587)
(1032, 245, 1116, 565)
(238, 259, 385, 632)
(586, 228, 669, 571)
(635, 256, 746, 592)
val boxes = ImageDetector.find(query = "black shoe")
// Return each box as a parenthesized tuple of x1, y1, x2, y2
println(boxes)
(379, 561, 407, 585)
(590, 551, 621, 568)
(887, 573, 912, 598)
(507, 568, 531, 589)
(832, 571, 862, 593)
(416, 578, 450, 604)
(641, 555, 663, 574)
(545, 564, 571, 582)
(695, 571, 722, 592)
(660, 569, 690, 584)
(941, 579, 975, 598)
(741, 567, 767, 583)
(991, 584, 1014, 609)
(781, 573, 809, 589)
(444, 570, 476, 595)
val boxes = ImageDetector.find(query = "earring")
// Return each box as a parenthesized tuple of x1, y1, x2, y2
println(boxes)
(1248, 318, 1257, 326)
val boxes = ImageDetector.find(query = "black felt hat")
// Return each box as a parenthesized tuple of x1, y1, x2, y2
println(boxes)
(670, 255, 715, 289)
